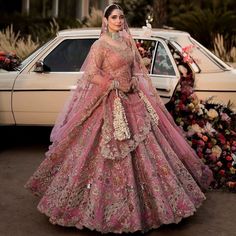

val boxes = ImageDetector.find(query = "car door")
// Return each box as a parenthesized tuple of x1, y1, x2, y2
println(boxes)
(12, 37, 96, 125)
(149, 39, 180, 104)
(0, 71, 18, 124)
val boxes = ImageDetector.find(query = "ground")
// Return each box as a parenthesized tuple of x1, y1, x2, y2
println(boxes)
(0, 127, 235, 236)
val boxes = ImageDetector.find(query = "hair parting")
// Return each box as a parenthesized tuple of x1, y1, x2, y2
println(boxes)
(104, 4, 123, 19)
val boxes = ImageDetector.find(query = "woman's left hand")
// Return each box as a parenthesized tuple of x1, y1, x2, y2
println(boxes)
(130, 76, 138, 92)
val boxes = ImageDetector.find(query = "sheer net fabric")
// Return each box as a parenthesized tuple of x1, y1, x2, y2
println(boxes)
(25, 8, 213, 234)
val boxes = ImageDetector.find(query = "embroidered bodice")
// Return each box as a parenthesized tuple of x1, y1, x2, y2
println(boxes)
(85, 35, 134, 85)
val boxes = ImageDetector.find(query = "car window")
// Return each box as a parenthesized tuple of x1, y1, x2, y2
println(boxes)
(134, 39, 156, 73)
(18, 39, 53, 71)
(43, 39, 96, 72)
(152, 42, 175, 76)
(189, 37, 230, 71)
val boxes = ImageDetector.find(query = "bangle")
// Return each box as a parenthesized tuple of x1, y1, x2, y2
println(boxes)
(111, 80, 120, 89)
(132, 76, 138, 82)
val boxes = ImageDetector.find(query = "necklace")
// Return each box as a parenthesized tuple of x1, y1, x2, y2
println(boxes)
(106, 31, 121, 40)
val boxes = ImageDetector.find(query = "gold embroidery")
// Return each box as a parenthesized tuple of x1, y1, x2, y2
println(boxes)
(113, 91, 131, 141)
(138, 91, 159, 126)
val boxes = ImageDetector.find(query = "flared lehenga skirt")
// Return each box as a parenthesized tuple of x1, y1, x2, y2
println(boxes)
(25, 91, 212, 234)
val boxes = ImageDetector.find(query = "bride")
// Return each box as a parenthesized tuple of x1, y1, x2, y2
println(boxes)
(25, 4, 213, 234)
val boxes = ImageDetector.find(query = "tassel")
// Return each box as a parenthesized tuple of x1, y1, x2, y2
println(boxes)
(113, 90, 131, 141)
(139, 91, 159, 125)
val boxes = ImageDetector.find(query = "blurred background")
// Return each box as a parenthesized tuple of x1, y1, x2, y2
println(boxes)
(0, 0, 235, 64)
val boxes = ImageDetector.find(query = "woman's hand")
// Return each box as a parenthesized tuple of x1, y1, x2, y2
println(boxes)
(118, 80, 131, 93)
(110, 76, 139, 93)
(130, 76, 138, 92)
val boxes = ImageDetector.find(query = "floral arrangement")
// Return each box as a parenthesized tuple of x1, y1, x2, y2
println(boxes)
(135, 39, 154, 71)
(0, 51, 21, 71)
(167, 47, 236, 191)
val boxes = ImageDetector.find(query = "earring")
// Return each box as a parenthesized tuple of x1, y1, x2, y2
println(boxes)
(103, 18, 108, 32)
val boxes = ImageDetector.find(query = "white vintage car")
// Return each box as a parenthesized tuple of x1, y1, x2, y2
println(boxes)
(0, 28, 235, 125)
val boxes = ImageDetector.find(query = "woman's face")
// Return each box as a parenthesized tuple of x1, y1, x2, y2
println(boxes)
(107, 9, 124, 33)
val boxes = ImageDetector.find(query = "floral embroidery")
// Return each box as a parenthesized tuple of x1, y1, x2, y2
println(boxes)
(25, 34, 213, 234)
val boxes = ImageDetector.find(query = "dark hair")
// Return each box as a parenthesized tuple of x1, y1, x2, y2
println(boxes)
(104, 4, 123, 19)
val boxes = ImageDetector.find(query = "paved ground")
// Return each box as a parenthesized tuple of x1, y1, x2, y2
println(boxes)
(0, 127, 235, 236)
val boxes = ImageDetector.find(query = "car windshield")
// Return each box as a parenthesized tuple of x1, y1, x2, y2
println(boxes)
(17, 39, 53, 71)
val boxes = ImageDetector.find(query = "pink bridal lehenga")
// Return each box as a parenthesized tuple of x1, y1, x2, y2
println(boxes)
(25, 31, 213, 233)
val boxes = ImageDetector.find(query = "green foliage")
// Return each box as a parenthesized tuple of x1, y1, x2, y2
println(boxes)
(167, 0, 236, 61)
(0, 14, 82, 44)
(115, 0, 153, 27)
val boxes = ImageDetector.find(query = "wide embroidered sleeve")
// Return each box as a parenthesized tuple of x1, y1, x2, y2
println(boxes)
(82, 40, 111, 90)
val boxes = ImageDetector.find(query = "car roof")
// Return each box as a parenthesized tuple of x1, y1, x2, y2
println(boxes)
(57, 27, 191, 41)
(57, 28, 231, 72)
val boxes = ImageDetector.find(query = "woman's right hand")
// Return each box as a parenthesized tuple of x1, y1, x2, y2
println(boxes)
(118, 80, 131, 93)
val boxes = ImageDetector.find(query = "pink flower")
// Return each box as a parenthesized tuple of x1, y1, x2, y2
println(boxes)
(198, 140, 205, 147)
(219, 169, 225, 176)
(221, 112, 231, 122)
(207, 143, 213, 148)
(4, 58, 10, 64)
(226, 156, 232, 161)
(209, 154, 217, 162)
(197, 151, 203, 158)
(218, 133, 226, 145)
(183, 54, 193, 63)
(227, 163, 232, 168)
(187, 129, 195, 137)
(182, 45, 195, 53)
(177, 102, 185, 110)
(197, 132, 203, 138)
(216, 161, 223, 167)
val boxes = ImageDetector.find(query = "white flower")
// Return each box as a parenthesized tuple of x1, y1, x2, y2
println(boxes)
(198, 108, 203, 116)
(204, 122, 217, 135)
(190, 124, 203, 133)
(212, 145, 222, 158)
(232, 153, 236, 166)
(207, 109, 218, 120)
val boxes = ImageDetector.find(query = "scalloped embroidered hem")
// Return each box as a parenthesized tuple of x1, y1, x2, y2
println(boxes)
(37, 199, 205, 234)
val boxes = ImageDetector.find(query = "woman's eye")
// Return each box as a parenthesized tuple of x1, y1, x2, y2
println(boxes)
(111, 16, 117, 19)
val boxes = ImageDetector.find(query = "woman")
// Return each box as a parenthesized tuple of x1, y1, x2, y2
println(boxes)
(25, 4, 213, 234)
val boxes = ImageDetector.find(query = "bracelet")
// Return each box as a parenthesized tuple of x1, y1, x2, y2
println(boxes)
(131, 76, 138, 82)
(111, 80, 120, 89)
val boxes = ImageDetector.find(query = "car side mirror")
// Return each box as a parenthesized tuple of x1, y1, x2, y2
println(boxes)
(34, 60, 44, 72)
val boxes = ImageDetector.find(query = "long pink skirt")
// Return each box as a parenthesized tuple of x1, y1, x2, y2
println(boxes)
(25, 91, 213, 233)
